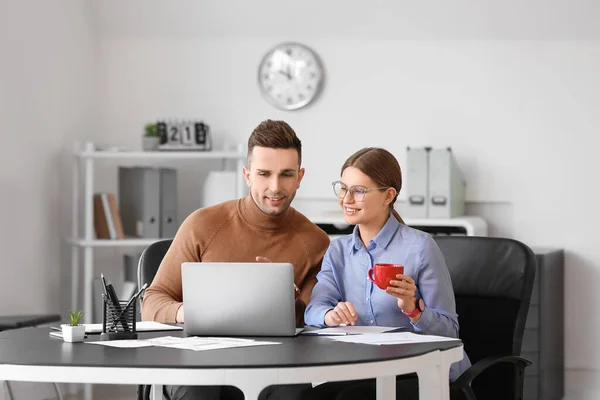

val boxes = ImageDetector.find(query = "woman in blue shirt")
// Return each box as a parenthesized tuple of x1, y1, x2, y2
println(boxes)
(304, 147, 470, 400)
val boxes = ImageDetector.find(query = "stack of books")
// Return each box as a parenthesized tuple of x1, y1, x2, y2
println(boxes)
(93, 193, 125, 239)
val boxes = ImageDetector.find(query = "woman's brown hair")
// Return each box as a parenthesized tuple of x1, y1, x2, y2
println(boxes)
(341, 147, 405, 224)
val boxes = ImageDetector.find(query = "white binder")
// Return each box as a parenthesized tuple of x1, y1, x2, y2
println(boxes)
(428, 148, 466, 218)
(405, 147, 430, 218)
(159, 168, 178, 238)
(119, 167, 160, 238)
(202, 171, 237, 208)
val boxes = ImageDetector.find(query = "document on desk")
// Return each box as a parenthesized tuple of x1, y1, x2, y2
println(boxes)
(302, 326, 403, 336)
(146, 336, 281, 351)
(87, 336, 281, 351)
(329, 332, 458, 345)
(87, 340, 154, 348)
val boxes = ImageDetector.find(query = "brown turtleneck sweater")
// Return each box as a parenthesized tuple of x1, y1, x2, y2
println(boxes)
(141, 196, 330, 326)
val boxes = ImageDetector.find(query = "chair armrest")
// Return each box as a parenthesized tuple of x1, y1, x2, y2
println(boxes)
(450, 355, 532, 400)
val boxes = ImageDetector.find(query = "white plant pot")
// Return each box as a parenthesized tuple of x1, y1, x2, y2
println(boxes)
(142, 136, 160, 151)
(61, 324, 85, 343)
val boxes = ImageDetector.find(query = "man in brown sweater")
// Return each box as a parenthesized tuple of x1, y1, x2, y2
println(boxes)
(142, 120, 330, 400)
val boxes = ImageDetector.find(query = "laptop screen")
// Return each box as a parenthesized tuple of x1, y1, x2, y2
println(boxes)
(181, 262, 298, 337)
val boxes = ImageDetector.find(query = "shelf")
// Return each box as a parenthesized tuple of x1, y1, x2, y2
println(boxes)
(69, 141, 248, 328)
(68, 238, 165, 247)
(311, 214, 488, 237)
(75, 150, 245, 160)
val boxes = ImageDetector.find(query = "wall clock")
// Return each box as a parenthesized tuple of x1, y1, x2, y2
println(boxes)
(257, 42, 324, 111)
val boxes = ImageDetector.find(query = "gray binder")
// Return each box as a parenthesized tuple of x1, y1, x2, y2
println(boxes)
(159, 168, 178, 238)
(428, 148, 466, 218)
(405, 147, 430, 218)
(119, 167, 160, 238)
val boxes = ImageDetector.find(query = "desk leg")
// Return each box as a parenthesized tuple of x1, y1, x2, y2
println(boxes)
(227, 369, 273, 400)
(151, 385, 163, 400)
(376, 375, 396, 400)
(84, 382, 92, 400)
(417, 356, 452, 400)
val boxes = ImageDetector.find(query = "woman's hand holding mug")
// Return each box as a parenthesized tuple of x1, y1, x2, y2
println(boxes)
(386, 274, 417, 312)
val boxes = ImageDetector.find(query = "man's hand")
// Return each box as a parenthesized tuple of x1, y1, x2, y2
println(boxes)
(176, 304, 184, 323)
(324, 301, 358, 327)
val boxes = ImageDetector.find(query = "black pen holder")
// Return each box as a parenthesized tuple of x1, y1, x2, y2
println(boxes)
(101, 299, 138, 341)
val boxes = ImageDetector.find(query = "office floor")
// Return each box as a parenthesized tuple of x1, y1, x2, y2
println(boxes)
(1, 384, 138, 400)
(65, 385, 136, 400)
(6, 382, 600, 400)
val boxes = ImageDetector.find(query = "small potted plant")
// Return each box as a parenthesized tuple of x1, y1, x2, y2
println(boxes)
(62, 311, 85, 342)
(142, 123, 160, 151)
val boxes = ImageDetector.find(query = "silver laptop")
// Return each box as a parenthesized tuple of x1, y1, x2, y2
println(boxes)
(182, 262, 302, 337)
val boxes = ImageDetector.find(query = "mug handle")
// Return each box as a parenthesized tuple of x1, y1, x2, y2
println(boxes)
(367, 268, 376, 283)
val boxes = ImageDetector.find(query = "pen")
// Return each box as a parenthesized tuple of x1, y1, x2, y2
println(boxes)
(294, 283, 300, 295)
(100, 273, 109, 296)
(109, 283, 148, 330)
(106, 282, 130, 332)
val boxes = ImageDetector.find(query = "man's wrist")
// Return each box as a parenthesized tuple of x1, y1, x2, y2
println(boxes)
(294, 283, 301, 299)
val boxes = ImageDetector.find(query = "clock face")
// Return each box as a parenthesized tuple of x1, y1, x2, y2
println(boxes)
(258, 42, 324, 111)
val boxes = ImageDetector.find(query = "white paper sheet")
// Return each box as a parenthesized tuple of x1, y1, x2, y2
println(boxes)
(147, 336, 281, 351)
(302, 326, 402, 336)
(87, 340, 154, 348)
(86, 336, 281, 351)
(329, 332, 459, 345)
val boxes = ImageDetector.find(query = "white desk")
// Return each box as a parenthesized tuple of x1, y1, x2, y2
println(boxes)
(0, 328, 463, 400)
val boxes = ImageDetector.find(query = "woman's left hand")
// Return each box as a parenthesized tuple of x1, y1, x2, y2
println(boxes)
(386, 274, 417, 311)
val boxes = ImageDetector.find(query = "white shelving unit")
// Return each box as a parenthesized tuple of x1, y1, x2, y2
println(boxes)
(69, 142, 246, 324)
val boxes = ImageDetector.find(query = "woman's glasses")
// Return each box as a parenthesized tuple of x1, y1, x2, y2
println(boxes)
(332, 181, 389, 202)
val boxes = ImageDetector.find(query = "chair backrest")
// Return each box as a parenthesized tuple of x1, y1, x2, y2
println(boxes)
(137, 239, 173, 300)
(136, 239, 173, 400)
(433, 236, 536, 400)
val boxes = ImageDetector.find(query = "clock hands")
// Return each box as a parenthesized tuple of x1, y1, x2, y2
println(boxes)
(277, 69, 291, 80)
(277, 66, 292, 80)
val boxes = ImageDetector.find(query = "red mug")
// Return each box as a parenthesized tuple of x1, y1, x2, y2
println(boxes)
(367, 264, 404, 290)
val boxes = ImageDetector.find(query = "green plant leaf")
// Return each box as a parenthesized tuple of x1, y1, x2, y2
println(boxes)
(144, 123, 159, 137)
(68, 310, 84, 326)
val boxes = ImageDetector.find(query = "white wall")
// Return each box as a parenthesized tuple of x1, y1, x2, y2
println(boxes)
(0, 0, 98, 315)
(92, 1, 600, 395)
(0, 1, 98, 398)
(2, 0, 600, 398)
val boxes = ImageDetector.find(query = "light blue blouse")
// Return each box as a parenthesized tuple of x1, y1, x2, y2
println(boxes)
(305, 213, 471, 381)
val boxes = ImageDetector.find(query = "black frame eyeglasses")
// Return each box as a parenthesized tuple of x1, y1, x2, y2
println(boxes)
(331, 181, 389, 202)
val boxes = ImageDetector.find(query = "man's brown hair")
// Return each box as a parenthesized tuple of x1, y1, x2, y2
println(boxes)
(247, 120, 302, 167)
(342, 147, 405, 224)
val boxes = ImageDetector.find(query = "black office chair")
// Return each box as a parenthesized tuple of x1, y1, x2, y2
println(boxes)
(137, 239, 173, 301)
(433, 236, 536, 400)
(136, 239, 173, 400)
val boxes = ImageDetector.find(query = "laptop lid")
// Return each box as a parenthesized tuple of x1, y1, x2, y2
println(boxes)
(181, 262, 298, 337)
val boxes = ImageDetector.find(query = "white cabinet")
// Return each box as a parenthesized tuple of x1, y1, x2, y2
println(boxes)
(69, 142, 246, 323)
(291, 200, 487, 239)
(315, 216, 488, 240)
